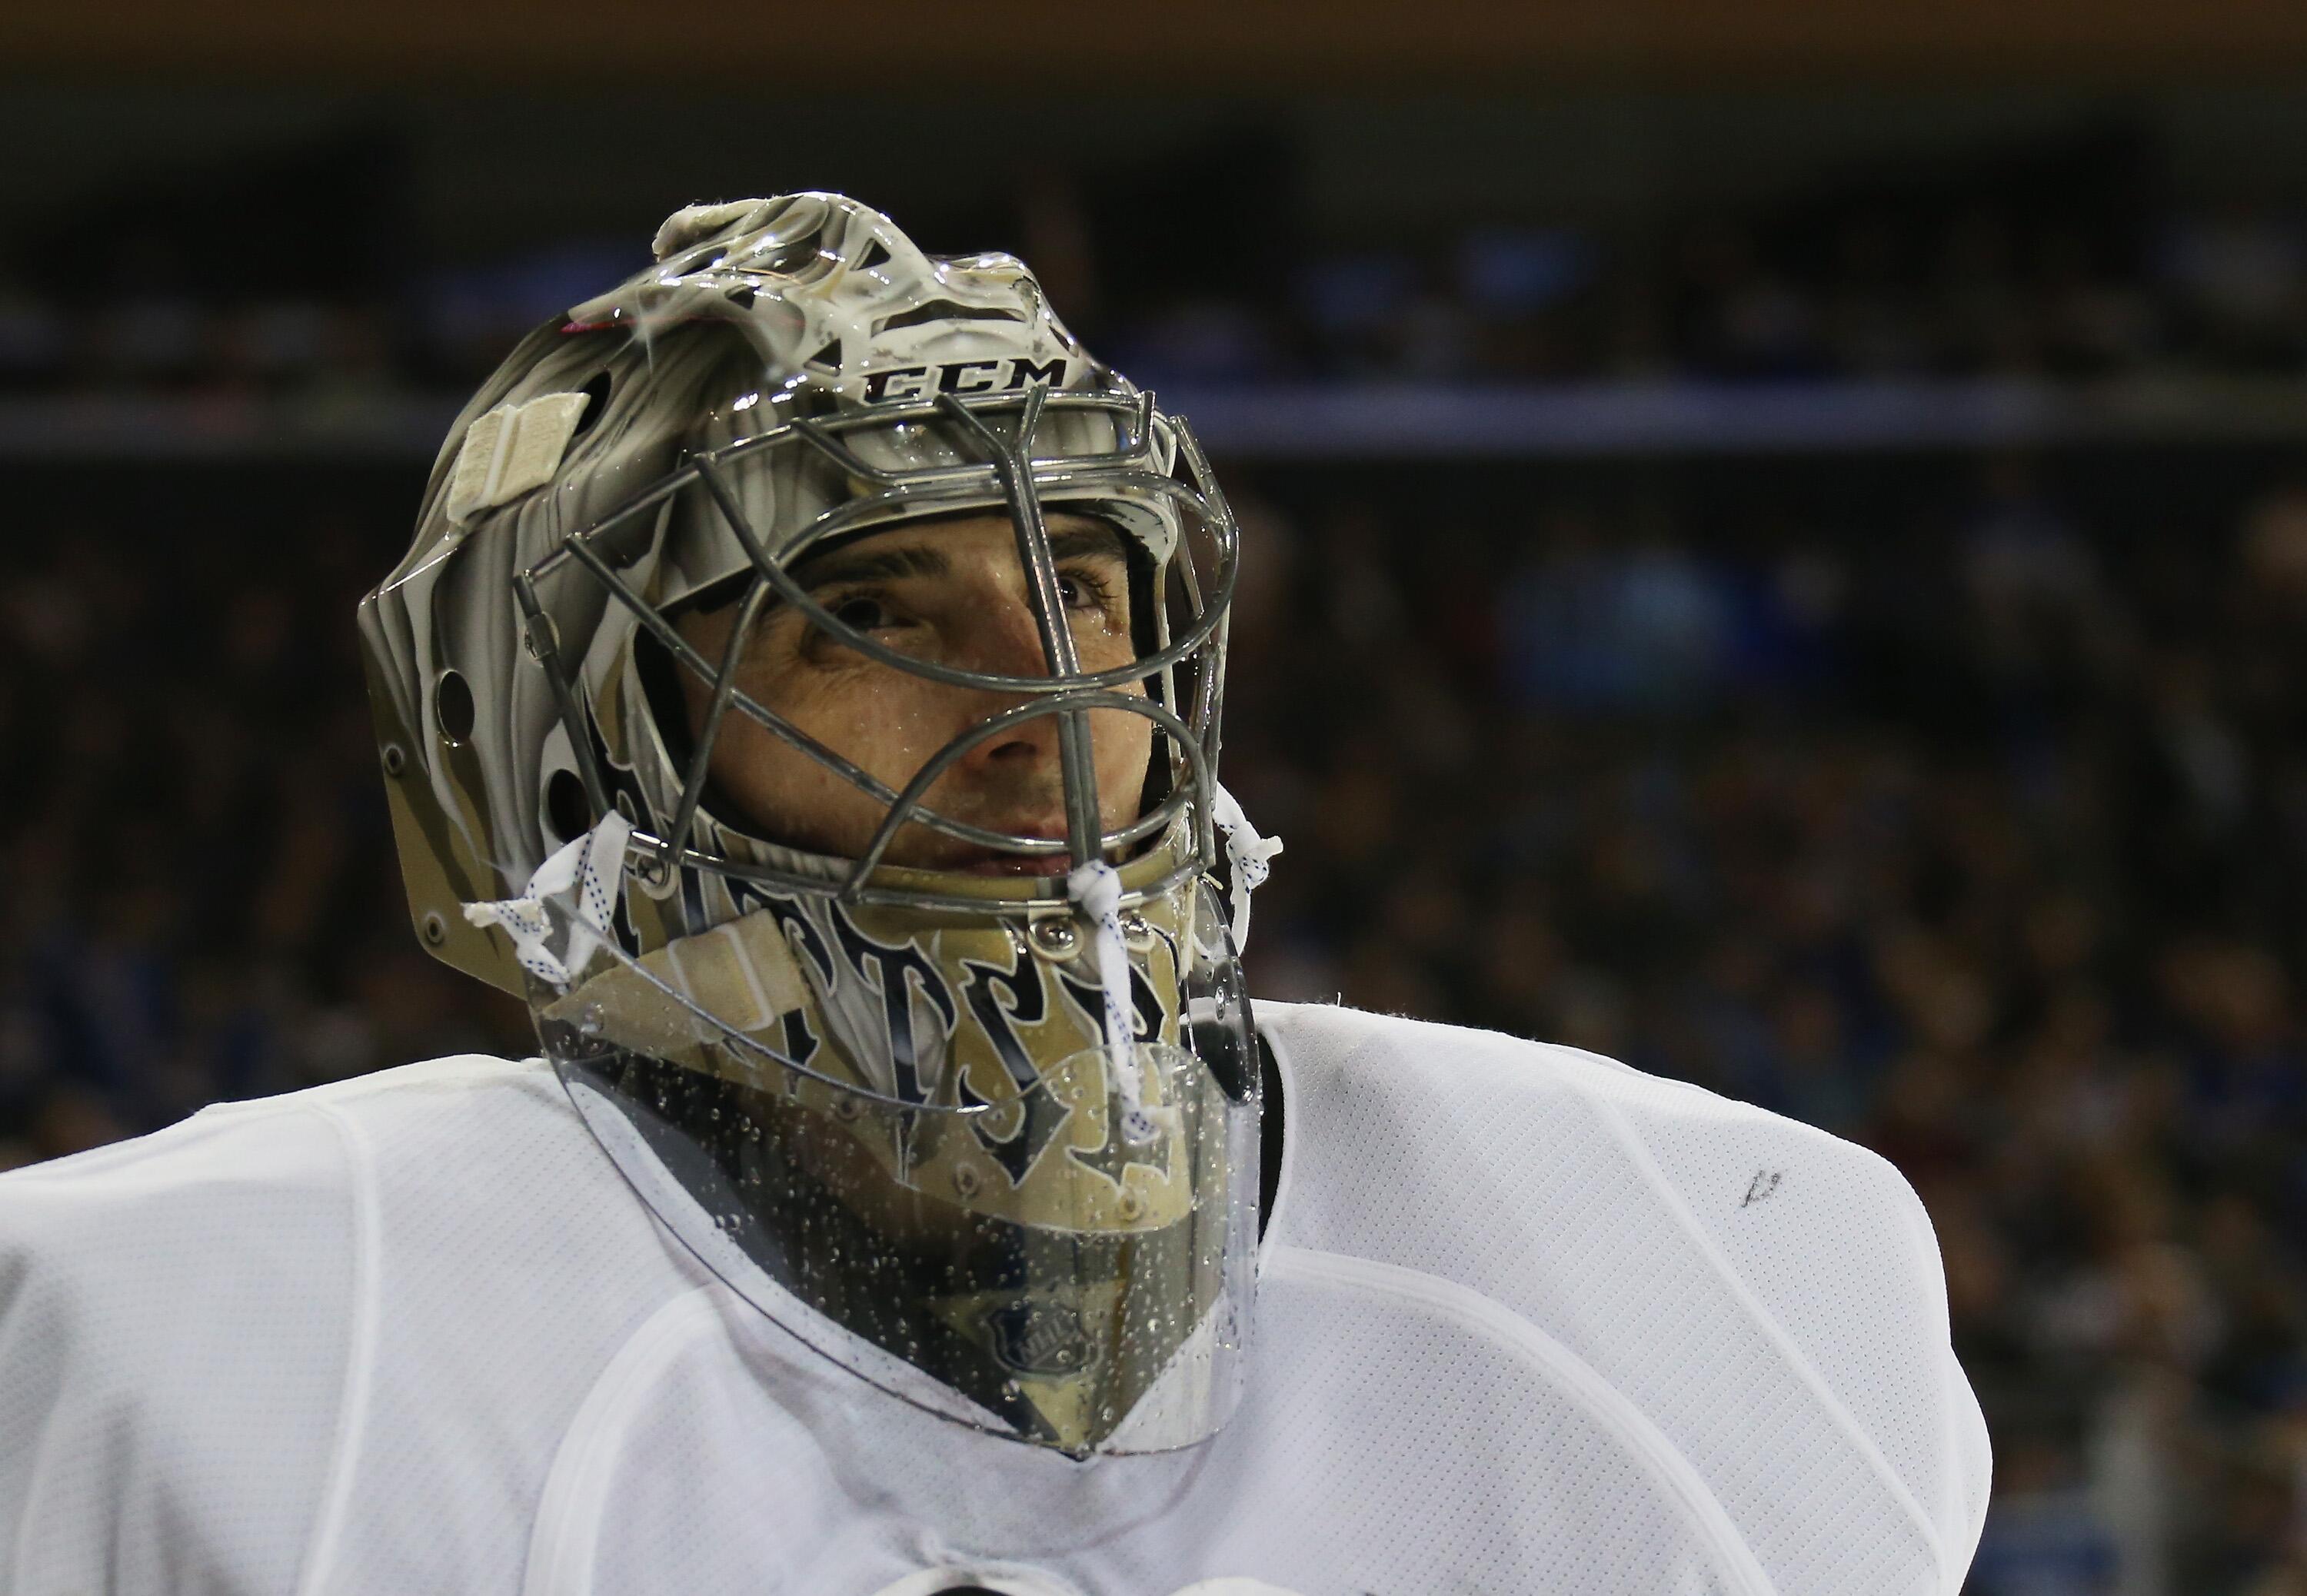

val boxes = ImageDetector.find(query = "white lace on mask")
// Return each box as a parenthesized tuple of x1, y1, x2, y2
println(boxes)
(1208, 785, 1283, 949)
(1067, 860, 1157, 1145)
(463, 812, 634, 989)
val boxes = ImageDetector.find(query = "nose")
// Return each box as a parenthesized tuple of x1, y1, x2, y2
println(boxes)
(947, 583, 1072, 777)
(954, 581, 1061, 681)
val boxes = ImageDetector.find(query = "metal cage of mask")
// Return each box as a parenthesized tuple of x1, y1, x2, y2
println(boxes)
(516, 384, 1237, 914)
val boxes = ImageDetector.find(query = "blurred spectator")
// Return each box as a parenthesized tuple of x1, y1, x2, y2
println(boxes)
(1970, 1428, 2121, 1595)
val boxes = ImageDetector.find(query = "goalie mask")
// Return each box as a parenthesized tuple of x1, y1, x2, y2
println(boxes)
(358, 194, 1277, 1457)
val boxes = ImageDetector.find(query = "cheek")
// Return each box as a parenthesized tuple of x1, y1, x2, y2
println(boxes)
(1074, 612, 1139, 669)
(1092, 704, 1157, 820)
(742, 657, 954, 784)
(1074, 631, 1155, 811)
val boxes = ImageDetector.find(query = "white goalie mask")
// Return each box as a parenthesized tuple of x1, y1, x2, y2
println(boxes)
(358, 193, 1280, 1456)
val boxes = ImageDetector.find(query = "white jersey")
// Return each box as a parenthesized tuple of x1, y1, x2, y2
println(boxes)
(0, 1001, 1989, 1596)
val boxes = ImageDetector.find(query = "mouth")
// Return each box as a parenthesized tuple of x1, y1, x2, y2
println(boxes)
(941, 846, 1070, 879)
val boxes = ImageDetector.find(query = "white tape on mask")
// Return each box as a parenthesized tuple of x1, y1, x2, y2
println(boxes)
(445, 390, 591, 524)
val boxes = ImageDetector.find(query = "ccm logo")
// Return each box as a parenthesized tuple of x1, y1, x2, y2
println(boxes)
(862, 357, 1070, 403)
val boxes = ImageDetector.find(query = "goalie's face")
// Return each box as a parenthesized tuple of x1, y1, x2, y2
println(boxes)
(368, 196, 1262, 1458)
(671, 510, 1154, 873)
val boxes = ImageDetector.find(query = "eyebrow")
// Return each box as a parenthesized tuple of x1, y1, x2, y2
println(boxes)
(794, 520, 1128, 593)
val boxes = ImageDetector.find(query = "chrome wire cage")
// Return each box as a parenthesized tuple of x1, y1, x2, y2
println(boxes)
(515, 384, 1240, 917)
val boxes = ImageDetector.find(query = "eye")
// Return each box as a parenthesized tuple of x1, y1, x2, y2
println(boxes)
(827, 594, 894, 630)
(1057, 568, 1117, 613)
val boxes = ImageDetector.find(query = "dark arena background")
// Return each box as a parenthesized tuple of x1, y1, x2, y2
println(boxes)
(11, 4, 2307, 1588)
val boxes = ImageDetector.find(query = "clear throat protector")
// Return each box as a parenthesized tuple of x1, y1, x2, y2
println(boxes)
(501, 837, 1260, 1458)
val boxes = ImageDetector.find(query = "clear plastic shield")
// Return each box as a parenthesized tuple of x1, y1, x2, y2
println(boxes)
(528, 876, 1260, 1457)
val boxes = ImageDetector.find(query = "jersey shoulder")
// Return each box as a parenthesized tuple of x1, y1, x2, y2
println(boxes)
(1257, 998, 1925, 1260)
(0, 1056, 601, 1593)
(1258, 1000, 1990, 1596)
(0, 1050, 644, 1369)
(0, 1052, 560, 1222)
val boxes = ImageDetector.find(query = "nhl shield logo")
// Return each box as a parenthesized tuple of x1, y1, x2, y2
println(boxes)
(984, 1299, 1097, 1378)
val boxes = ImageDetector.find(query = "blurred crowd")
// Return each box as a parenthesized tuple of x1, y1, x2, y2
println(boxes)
(1120, 203, 2307, 388)
(0, 493, 536, 1162)
(8, 444, 2307, 1592)
(1220, 458, 2307, 1596)
(8, 188, 2307, 397)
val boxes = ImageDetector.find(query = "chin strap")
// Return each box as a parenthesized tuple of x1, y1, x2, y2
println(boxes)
(1209, 784, 1283, 949)
(1067, 860, 1157, 1145)
(464, 811, 634, 989)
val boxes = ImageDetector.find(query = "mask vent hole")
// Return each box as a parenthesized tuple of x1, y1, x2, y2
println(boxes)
(545, 768, 591, 843)
(874, 299, 1026, 335)
(434, 670, 475, 744)
(570, 371, 611, 437)
(751, 237, 818, 275)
